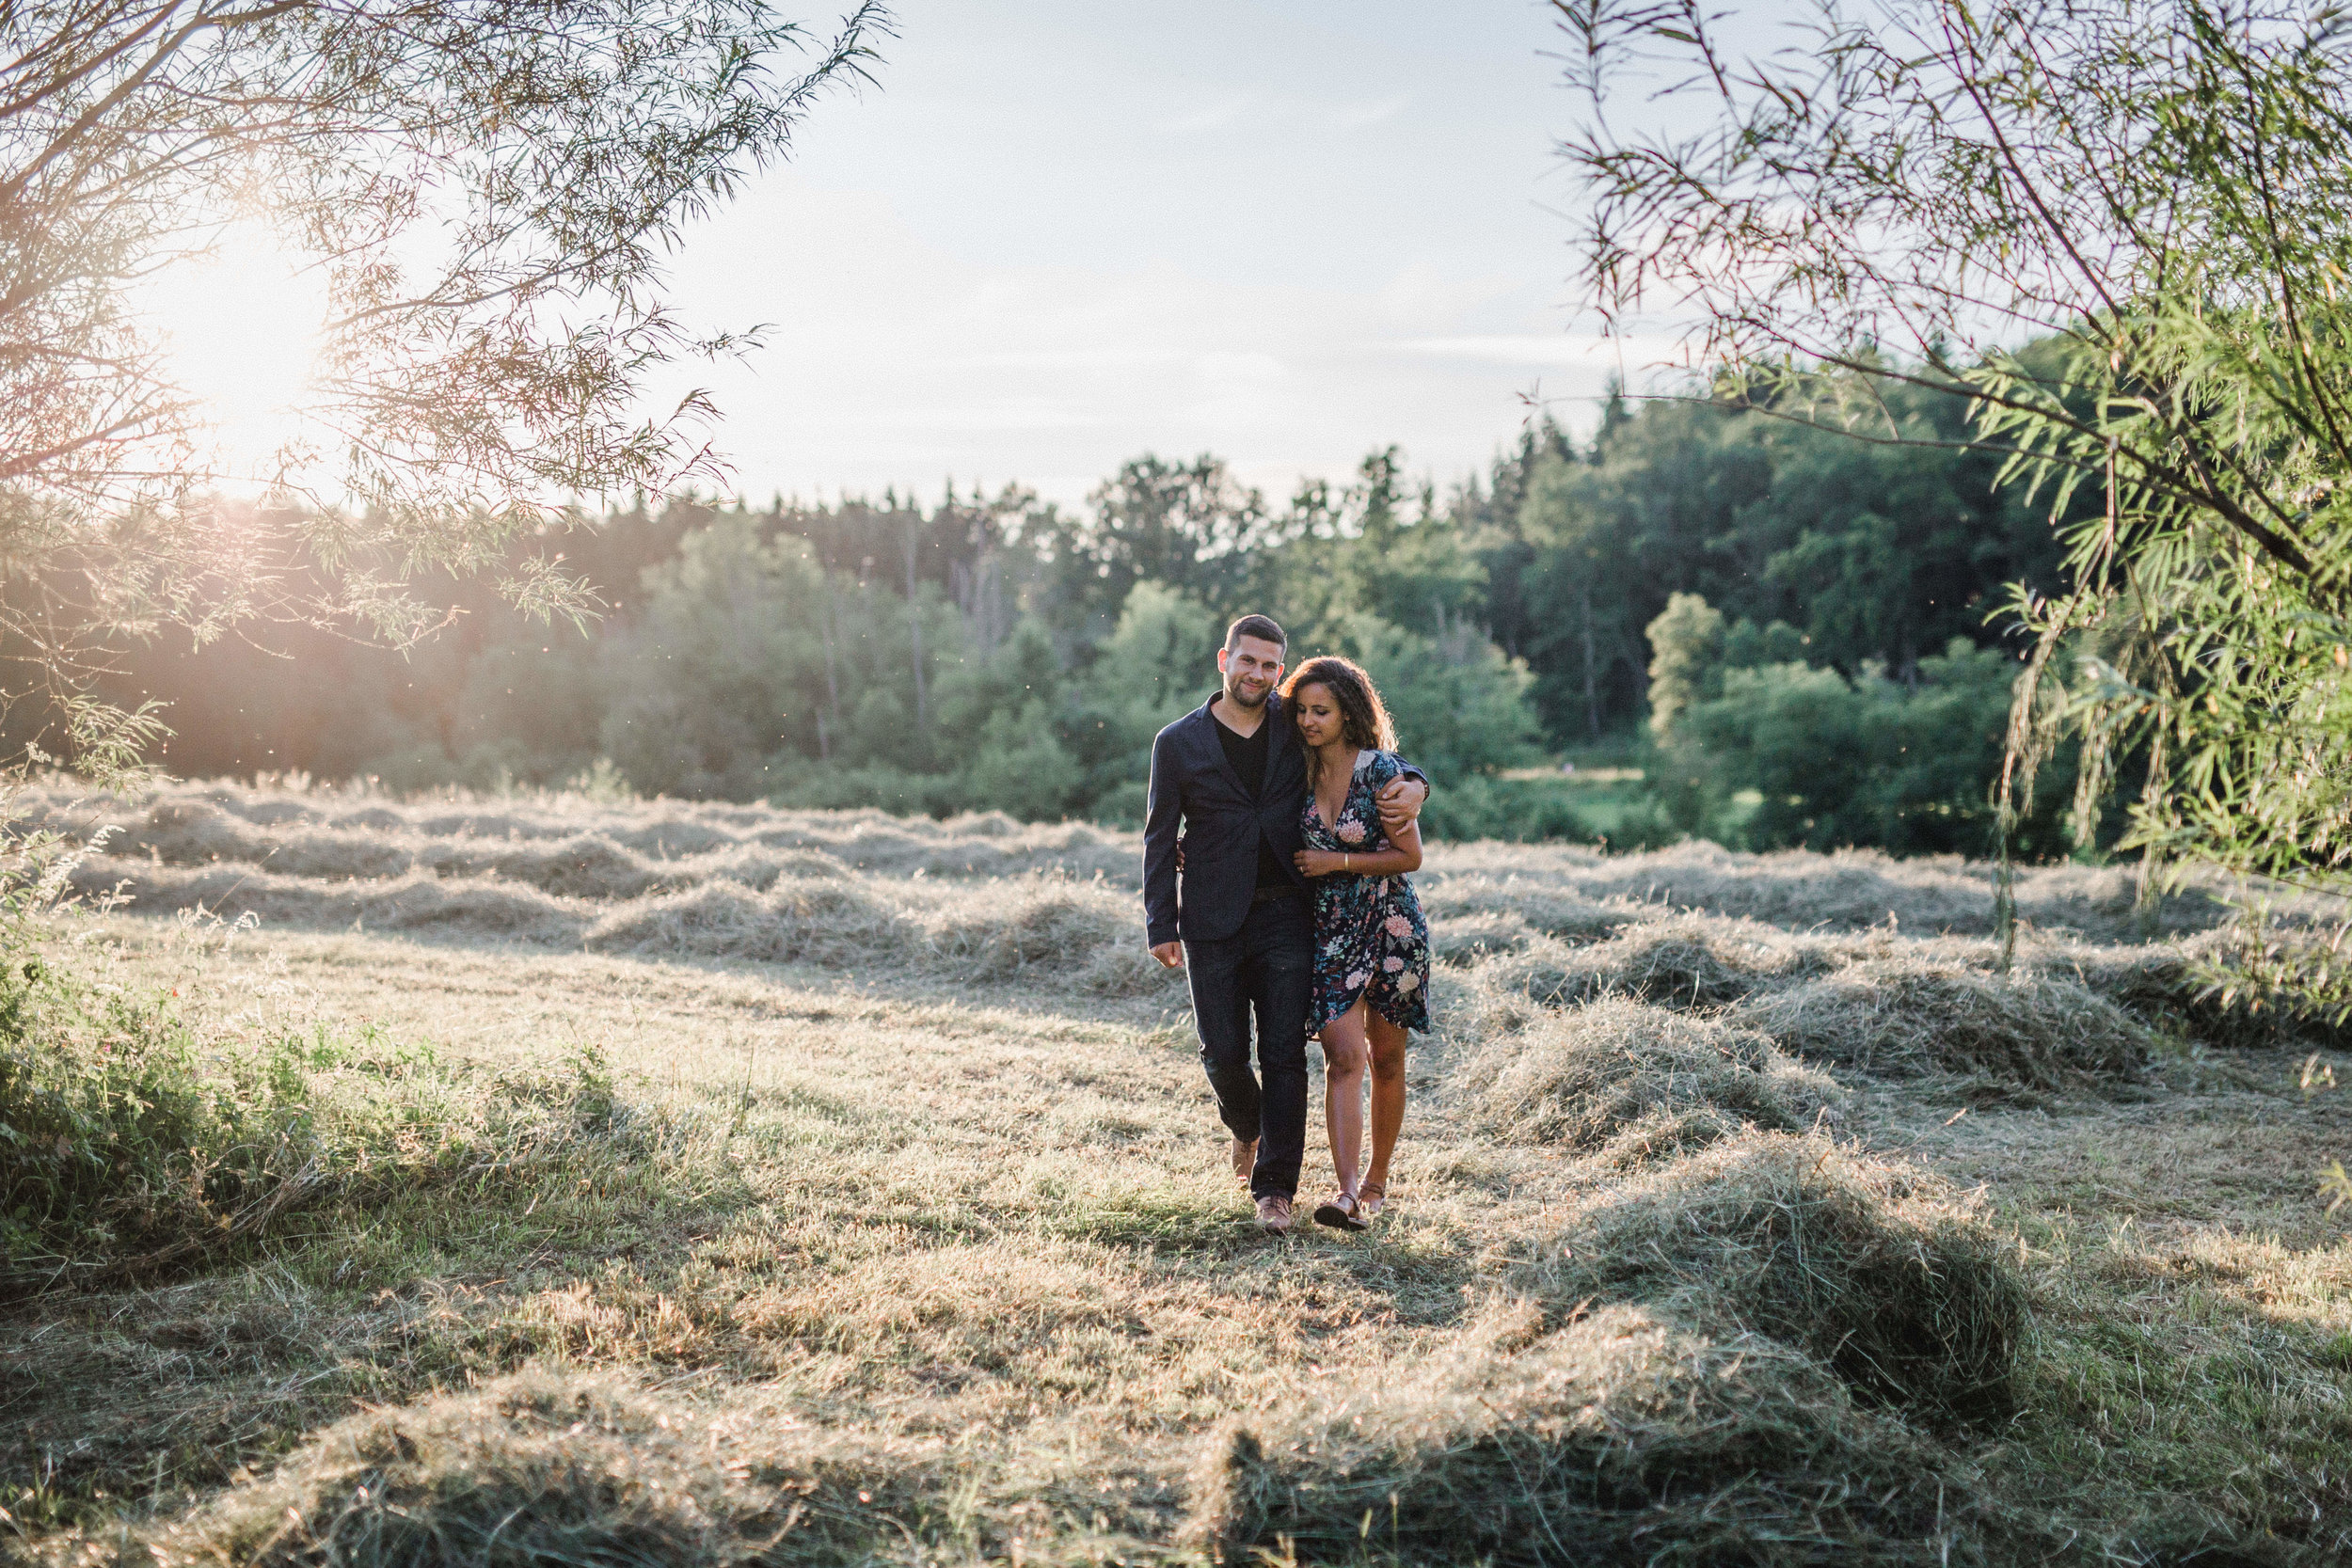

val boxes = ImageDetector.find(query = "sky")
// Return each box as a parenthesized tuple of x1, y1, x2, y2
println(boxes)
(657, 0, 1638, 513)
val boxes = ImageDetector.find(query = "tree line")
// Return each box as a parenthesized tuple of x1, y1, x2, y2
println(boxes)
(51, 371, 2095, 848)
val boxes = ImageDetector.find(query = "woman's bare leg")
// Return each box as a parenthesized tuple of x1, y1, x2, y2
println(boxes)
(1319, 1000, 1370, 1200)
(1363, 1012, 1409, 1197)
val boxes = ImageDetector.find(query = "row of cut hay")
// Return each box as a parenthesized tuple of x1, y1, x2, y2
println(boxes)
(1447, 910, 2313, 1072)
(1423, 838, 2235, 938)
(1416, 877, 1646, 947)
(1470, 913, 1847, 1011)
(69, 858, 590, 943)
(18, 778, 2291, 936)
(1442, 994, 2027, 1418)
(15, 782, 1143, 885)
(42, 792, 1156, 905)
(66, 838, 2290, 1067)
(84, 799, 767, 898)
(75, 1319, 2015, 1568)
(578, 871, 1170, 994)
(96, 1319, 2024, 1568)
(69, 855, 1181, 999)
(1439, 979, 2030, 1424)
(2058, 928, 2352, 1050)
(1458, 995, 1843, 1161)
(1191, 1302, 1994, 1567)
(105, 1371, 958, 1568)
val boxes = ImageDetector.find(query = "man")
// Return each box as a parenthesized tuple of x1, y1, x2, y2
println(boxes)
(1142, 614, 1428, 1234)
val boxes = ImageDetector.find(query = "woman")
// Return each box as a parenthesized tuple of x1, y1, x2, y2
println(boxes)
(1283, 656, 1432, 1231)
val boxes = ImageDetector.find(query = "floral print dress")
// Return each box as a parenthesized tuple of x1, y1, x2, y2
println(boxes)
(1302, 749, 1433, 1034)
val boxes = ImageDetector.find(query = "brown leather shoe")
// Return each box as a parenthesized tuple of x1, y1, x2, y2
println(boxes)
(1254, 1195, 1293, 1234)
(1231, 1136, 1258, 1186)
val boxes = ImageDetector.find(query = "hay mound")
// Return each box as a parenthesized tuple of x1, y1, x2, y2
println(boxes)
(1595, 1105, 1752, 1167)
(1461, 996, 1841, 1149)
(1733, 959, 2148, 1087)
(65, 859, 588, 943)
(613, 818, 739, 858)
(2060, 934, 2345, 1050)
(133, 1372, 932, 1568)
(918, 876, 1138, 975)
(1479, 914, 1838, 1010)
(1427, 909, 1536, 965)
(584, 878, 910, 966)
(1419, 875, 1643, 943)
(1190, 1304, 1981, 1567)
(1078, 939, 1177, 998)
(443, 832, 670, 899)
(1534, 1133, 2026, 1420)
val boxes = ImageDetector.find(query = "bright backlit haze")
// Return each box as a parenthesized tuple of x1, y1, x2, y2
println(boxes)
(142, 227, 329, 483)
(660, 0, 1624, 510)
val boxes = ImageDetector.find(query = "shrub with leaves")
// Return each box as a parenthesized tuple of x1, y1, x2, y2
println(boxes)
(0, 956, 311, 1267)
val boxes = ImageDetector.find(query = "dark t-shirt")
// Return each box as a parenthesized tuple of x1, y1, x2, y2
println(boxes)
(1212, 702, 1290, 891)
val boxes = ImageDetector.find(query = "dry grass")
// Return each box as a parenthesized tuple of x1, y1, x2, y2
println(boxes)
(1190, 1302, 1993, 1568)
(1523, 1132, 2030, 1422)
(1732, 960, 2153, 1090)
(5, 781, 2350, 1565)
(1424, 837, 2239, 938)
(1473, 913, 1845, 1011)
(111, 1371, 962, 1568)
(21, 777, 2268, 933)
(1460, 995, 1842, 1149)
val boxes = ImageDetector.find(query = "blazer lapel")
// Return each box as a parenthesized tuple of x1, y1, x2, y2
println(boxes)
(1264, 692, 1297, 797)
(1194, 695, 1250, 800)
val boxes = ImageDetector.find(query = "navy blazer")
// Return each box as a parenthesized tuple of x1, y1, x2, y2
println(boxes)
(1142, 694, 1423, 946)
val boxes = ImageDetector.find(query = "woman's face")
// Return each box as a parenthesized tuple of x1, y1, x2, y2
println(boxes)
(1292, 682, 1345, 749)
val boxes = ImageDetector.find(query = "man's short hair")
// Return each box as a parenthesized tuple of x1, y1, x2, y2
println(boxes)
(1225, 613, 1286, 653)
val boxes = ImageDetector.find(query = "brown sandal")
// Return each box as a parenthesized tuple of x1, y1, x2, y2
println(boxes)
(1357, 1180, 1387, 1220)
(1312, 1192, 1369, 1232)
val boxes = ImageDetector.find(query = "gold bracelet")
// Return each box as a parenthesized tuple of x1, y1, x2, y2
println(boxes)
(1343, 853, 1351, 872)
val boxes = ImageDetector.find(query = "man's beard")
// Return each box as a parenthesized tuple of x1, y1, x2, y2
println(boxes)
(1223, 675, 1270, 708)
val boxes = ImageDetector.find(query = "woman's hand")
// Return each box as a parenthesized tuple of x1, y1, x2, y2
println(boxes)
(1295, 848, 1348, 878)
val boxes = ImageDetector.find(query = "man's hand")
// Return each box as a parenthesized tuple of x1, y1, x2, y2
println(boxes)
(1375, 777, 1428, 838)
(1152, 941, 1185, 970)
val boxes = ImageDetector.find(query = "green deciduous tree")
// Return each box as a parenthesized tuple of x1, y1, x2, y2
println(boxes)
(1071, 581, 1221, 823)
(1562, 0, 2352, 1003)
(1645, 593, 1725, 740)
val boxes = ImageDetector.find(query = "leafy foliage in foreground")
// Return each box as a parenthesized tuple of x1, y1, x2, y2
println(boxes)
(0, 927, 622, 1282)
(1560, 0, 2352, 990)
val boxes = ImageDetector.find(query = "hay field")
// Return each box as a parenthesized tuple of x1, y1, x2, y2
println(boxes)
(7, 779, 2352, 1565)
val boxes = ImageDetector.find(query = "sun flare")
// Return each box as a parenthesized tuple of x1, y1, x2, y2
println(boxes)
(142, 229, 332, 484)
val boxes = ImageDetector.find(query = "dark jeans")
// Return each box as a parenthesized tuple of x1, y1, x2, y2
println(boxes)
(1184, 892, 1313, 1201)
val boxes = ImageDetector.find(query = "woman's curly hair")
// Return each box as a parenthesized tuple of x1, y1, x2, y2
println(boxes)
(1281, 656, 1398, 790)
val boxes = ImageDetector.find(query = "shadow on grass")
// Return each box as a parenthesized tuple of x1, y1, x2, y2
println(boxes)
(1050, 1189, 1263, 1252)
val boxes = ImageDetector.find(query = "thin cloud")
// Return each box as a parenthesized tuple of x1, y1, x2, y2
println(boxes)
(1154, 95, 1256, 134)
(1330, 92, 1412, 129)
(1393, 333, 1608, 366)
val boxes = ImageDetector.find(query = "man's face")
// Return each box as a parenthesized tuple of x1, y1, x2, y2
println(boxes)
(1217, 635, 1284, 709)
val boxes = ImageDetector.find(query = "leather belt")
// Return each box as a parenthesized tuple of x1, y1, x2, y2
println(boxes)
(1252, 885, 1301, 904)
